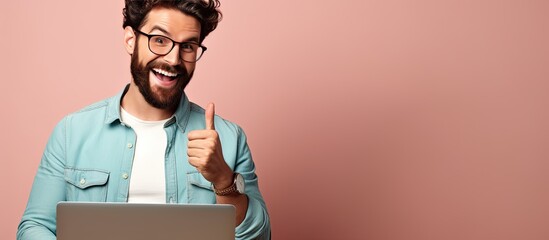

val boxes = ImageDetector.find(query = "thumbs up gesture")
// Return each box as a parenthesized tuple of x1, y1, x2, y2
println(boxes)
(187, 103, 234, 190)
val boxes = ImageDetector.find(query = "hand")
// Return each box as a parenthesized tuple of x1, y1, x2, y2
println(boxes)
(187, 103, 233, 189)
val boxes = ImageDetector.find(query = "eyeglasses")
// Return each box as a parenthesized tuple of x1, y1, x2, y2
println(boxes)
(134, 29, 207, 63)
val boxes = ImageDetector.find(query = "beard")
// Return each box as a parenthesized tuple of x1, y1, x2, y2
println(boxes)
(130, 45, 193, 110)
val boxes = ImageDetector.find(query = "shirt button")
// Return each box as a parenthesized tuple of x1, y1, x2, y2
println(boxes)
(79, 178, 86, 185)
(127, 143, 133, 148)
(122, 173, 129, 179)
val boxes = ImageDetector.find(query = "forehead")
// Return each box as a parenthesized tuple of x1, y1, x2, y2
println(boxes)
(141, 7, 201, 39)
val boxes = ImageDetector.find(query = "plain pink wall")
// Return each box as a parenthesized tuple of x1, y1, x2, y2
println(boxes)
(2, 1, 548, 239)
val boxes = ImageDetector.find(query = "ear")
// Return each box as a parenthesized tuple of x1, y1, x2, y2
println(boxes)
(124, 26, 136, 55)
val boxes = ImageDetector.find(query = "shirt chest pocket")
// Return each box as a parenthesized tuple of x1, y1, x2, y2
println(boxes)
(64, 168, 110, 202)
(187, 172, 216, 204)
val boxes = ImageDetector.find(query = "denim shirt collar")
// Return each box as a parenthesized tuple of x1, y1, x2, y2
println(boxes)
(104, 84, 191, 132)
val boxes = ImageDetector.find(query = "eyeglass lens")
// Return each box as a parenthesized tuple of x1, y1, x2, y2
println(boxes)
(149, 35, 203, 62)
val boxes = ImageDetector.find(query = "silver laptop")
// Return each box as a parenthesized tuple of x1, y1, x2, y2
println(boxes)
(57, 202, 235, 240)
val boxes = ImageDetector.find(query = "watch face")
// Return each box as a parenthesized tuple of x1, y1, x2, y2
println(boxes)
(235, 173, 245, 194)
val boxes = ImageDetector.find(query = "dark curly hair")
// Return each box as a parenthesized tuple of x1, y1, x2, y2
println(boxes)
(123, 0, 222, 43)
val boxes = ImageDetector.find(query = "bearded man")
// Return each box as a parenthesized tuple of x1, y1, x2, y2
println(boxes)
(17, 1, 271, 239)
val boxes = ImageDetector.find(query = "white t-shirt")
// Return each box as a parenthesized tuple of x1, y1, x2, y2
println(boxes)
(121, 108, 172, 203)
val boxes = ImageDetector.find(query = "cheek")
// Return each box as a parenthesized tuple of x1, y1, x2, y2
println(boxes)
(184, 62, 196, 72)
(136, 46, 158, 67)
(141, 56, 157, 67)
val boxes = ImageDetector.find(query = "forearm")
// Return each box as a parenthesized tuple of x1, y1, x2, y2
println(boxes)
(234, 193, 271, 240)
(216, 193, 249, 226)
(18, 168, 66, 240)
(17, 222, 56, 240)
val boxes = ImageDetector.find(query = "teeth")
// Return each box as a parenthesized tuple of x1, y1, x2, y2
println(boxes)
(153, 68, 178, 77)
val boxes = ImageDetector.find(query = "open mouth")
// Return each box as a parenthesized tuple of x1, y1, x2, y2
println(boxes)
(151, 68, 180, 87)
(152, 68, 180, 81)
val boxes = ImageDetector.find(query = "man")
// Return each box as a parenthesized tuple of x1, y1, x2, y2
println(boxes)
(17, 1, 270, 239)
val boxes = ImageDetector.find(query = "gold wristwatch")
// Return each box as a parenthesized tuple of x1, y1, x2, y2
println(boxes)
(214, 173, 245, 196)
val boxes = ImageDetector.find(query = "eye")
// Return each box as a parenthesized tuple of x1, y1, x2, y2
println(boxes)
(181, 43, 196, 52)
(151, 36, 170, 47)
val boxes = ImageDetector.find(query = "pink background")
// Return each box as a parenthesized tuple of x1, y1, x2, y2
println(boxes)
(2, 1, 549, 239)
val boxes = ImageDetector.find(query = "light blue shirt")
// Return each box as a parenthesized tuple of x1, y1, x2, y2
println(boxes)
(17, 86, 271, 240)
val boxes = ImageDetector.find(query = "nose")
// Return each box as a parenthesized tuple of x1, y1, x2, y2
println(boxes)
(163, 45, 182, 65)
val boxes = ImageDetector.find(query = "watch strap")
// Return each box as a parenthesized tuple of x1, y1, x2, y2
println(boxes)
(214, 174, 238, 196)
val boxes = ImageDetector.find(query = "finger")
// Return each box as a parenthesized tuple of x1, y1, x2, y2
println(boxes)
(205, 102, 215, 130)
(188, 130, 218, 141)
(187, 139, 215, 150)
(188, 156, 202, 168)
(187, 148, 207, 158)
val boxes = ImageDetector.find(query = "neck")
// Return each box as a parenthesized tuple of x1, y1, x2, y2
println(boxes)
(121, 82, 176, 121)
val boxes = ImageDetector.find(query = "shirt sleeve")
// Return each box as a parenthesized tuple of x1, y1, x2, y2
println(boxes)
(17, 117, 68, 240)
(233, 126, 271, 240)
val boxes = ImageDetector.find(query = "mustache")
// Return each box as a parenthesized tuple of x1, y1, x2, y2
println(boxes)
(133, 59, 187, 76)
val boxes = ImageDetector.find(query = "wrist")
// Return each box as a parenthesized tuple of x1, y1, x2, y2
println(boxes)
(213, 171, 234, 190)
(214, 172, 245, 196)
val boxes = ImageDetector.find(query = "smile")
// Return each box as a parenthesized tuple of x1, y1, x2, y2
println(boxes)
(152, 68, 179, 78)
(151, 68, 179, 88)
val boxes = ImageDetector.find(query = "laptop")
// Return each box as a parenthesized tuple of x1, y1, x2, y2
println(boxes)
(56, 202, 235, 240)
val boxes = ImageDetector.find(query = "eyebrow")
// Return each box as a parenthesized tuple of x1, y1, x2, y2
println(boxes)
(149, 25, 200, 43)
(149, 26, 170, 36)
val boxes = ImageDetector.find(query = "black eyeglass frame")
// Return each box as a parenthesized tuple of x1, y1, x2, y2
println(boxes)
(133, 29, 207, 63)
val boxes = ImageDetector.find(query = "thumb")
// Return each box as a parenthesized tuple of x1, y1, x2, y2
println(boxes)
(205, 102, 215, 130)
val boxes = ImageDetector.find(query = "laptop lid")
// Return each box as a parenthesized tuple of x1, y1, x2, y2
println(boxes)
(57, 202, 235, 240)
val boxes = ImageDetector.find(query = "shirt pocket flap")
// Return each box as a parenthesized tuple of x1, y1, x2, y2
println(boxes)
(187, 172, 213, 190)
(64, 168, 110, 189)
